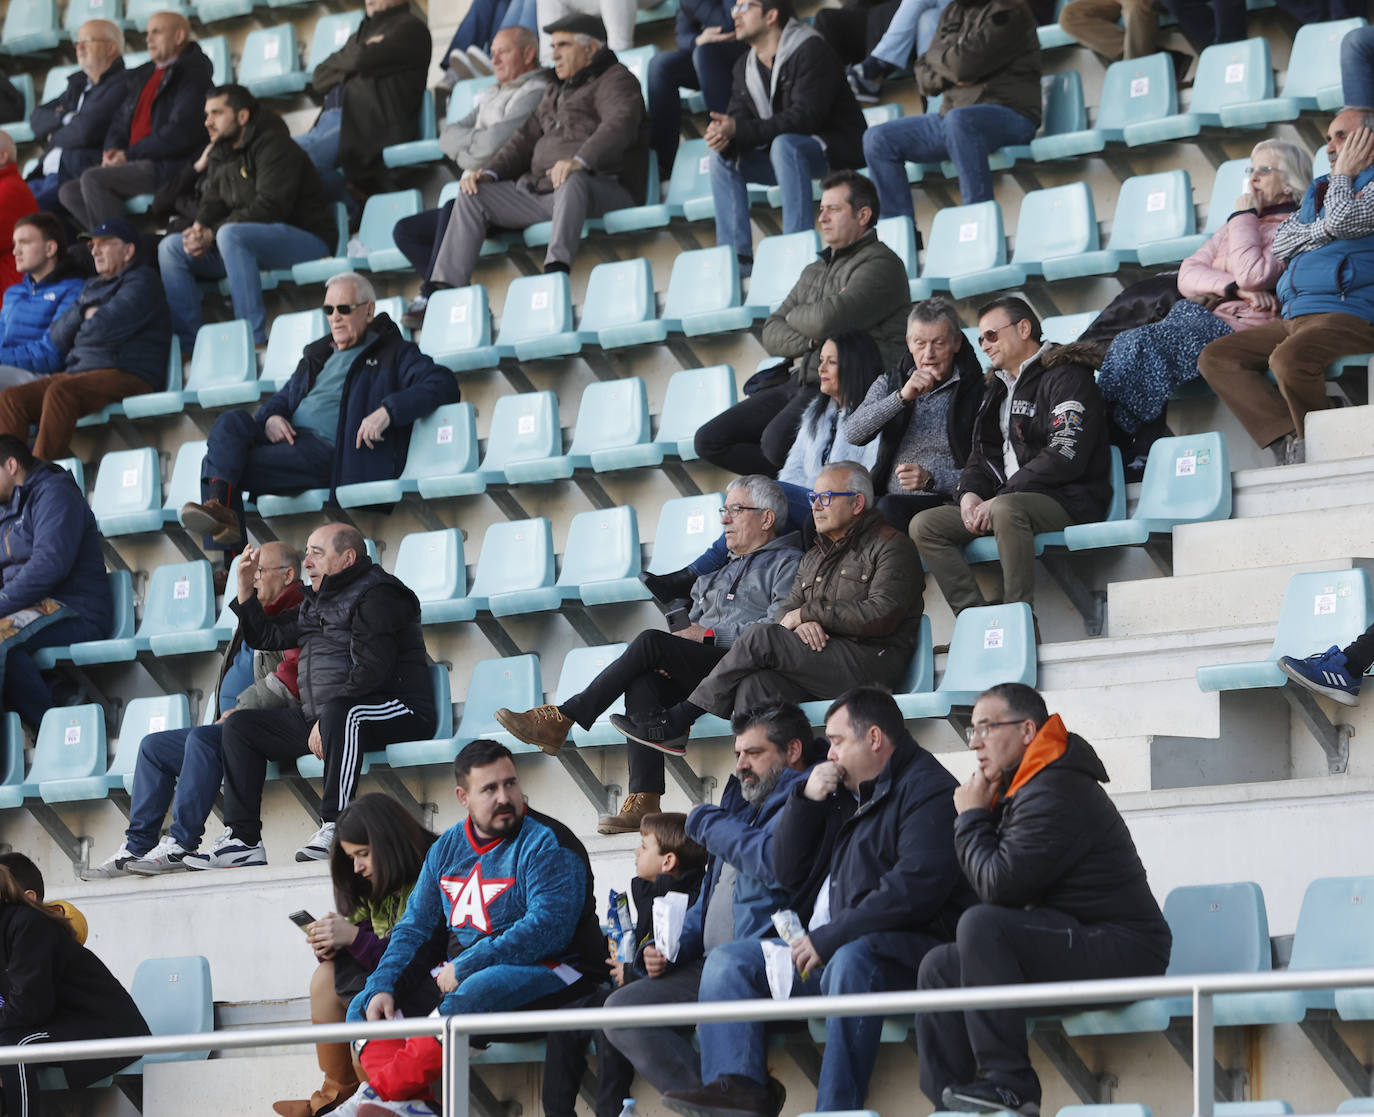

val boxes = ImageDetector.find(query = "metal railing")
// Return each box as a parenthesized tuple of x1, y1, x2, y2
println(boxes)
(4, 965, 1374, 1117)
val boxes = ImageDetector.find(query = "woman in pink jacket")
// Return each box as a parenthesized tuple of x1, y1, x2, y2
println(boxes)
(1097, 140, 1311, 474)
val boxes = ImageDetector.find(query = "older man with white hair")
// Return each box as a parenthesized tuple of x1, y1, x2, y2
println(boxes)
(179, 272, 460, 549)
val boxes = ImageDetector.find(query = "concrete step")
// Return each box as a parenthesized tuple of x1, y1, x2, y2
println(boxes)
(1307, 402, 1374, 463)
(1174, 499, 1374, 577)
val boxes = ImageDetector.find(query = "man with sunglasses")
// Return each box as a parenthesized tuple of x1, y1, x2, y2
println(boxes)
(179, 271, 459, 549)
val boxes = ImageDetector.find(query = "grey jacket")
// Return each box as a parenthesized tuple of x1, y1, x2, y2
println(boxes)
(689, 532, 804, 649)
(439, 68, 551, 170)
(232, 648, 297, 712)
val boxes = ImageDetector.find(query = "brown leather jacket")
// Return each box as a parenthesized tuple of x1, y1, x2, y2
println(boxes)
(916, 0, 1042, 125)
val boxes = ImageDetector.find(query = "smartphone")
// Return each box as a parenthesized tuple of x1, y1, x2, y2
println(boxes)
(288, 909, 315, 932)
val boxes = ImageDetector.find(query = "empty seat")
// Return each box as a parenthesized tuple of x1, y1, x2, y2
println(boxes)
(743, 231, 820, 317)
(577, 257, 666, 349)
(24, 704, 106, 803)
(291, 190, 421, 283)
(646, 493, 724, 575)
(1139, 157, 1249, 263)
(616, 44, 656, 101)
(91, 447, 162, 536)
(2, 0, 61, 54)
(39, 62, 78, 102)
(197, 0, 251, 21)
(1040, 311, 1099, 344)
(897, 603, 1037, 718)
(128, 956, 213, 1070)
(556, 506, 652, 605)
(949, 184, 1098, 298)
(876, 215, 919, 282)
(184, 319, 259, 408)
(911, 201, 1006, 299)
(562, 377, 661, 472)
(466, 519, 562, 616)
(238, 26, 306, 98)
(127, 0, 189, 22)
(200, 35, 231, 84)
(1224, 18, 1362, 124)
(1032, 52, 1178, 160)
(1042, 170, 1193, 279)
(478, 390, 563, 485)
(654, 366, 737, 460)
(659, 246, 752, 335)
(494, 272, 580, 361)
(63, 0, 124, 34)
(387, 655, 541, 767)
(393, 529, 476, 624)
(1124, 38, 1272, 145)
(445, 74, 497, 124)
(382, 89, 440, 168)
(604, 138, 712, 232)
(105, 695, 191, 796)
(417, 285, 501, 372)
(262, 309, 327, 390)
(338, 403, 484, 505)
(555, 644, 630, 746)
(135, 561, 218, 658)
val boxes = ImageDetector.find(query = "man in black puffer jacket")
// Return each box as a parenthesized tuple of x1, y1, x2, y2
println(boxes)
(192, 523, 437, 870)
(915, 683, 1172, 1117)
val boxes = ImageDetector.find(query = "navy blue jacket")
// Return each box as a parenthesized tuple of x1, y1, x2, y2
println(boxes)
(674, 0, 734, 50)
(104, 42, 213, 182)
(49, 264, 172, 389)
(0, 259, 85, 373)
(31, 61, 130, 182)
(1277, 165, 1374, 321)
(257, 315, 460, 493)
(0, 461, 112, 632)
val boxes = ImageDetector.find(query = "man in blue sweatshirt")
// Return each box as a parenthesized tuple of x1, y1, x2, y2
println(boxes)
(0, 214, 85, 389)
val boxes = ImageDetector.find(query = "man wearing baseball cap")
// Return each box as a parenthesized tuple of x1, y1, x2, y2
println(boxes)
(0, 219, 172, 459)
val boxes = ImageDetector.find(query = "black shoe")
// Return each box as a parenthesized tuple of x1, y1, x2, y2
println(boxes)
(641, 566, 697, 604)
(610, 710, 688, 756)
(662, 1075, 785, 1117)
(942, 1081, 1041, 1117)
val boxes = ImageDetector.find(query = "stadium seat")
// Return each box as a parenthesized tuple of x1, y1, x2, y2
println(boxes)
(91, 447, 162, 536)
(523, 154, 659, 248)
(1337, 1100, 1374, 1112)
(0, 713, 24, 809)
(654, 366, 737, 460)
(646, 493, 724, 575)
(394, 529, 476, 624)
(0, 74, 34, 141)
(1042, 170, 1194, 278)
(1214, 1103, 1294, 1115)
(876, 215, 919, 284)
(949, 183, 1098, 298)
(659, 246, 752, 335)
(38, 570, 136, 667)
(1, 0, 61, 54)
(577, 257, 666, 349)
(897, 603, 1037, 718)
(617, 44, 655, 101)
(382, 89, 440, 167)
(328, 664, 452, 774)
(1059, 1107, 1151, 1117)
(127, 0, 190, 22)
(1140, 157, 1248, 263)
(337, 403, 484, 506)
(141, 561, 218, 656)
(304, 11, 363, 69)
(38, 62, 78, 102)
(1032, 52, 1177, 160)
(466, 519, 562, 616)
(1041, 311, 1099, 344)
(1036, 0, 1073, 47)
(604, 138, 712, 232)
(196, 0, 251, 22)
(255, 484, 330, 519)
(24, 704, 106, 803)
(911, 201, 1005, 300)
(201, 35, 231, 84)
(446, 74, 497, 124)
(238, 25, 306, 98)
(494, 272, 580, 361)
(63, 0, 124, 34)
(186, 319, 259, 409)
(1123, 38, 1272, 145)
(77, 332, 180, 428)
(553, 643, 629, 746)
(800, 616, 936, 726)
(556, 506, 653, 605)
(262, 308, 326, 390)
(128, 956, 213, 1071)
(1224, 19, 1362, 124)
(120, 47, 149, 68)
(743, 232, 820, 318)
(478, 390, 563, 484)
(418, 285, 501, 371)
(1065, 431, 1231, 550)
(559, 377, 661, 472)
(54, 456, 85, 492)
(105, 695, 191, 796)
(291, 190, 420, 283)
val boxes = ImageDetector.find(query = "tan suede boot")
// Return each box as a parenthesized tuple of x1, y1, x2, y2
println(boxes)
(494, 705, 573, 755)
(597, 792, 661, 835)
(272, 1041, 360, 1117)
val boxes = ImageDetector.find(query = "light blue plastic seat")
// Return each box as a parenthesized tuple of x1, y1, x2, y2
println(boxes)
(394, 529, 476, 624)
(39, 63, 79, 103)
(121, 47, 149, 68)
(140, 561, 218, 657)
(105, 695, 190, 796)
(466, 519, 562, 615)
(262, 309, 327, 390)
(41, 570, 135, 667)
(333, 664, 452, 773)
(0, 74, 34, 141)
(382, 89, 440, 168)
(554, 643, 630, 746)
(660, 246, 752, 335)
(647, 493, 724, 575)
(238, 25, 306, 98)
(91, 447, 162, 536)
(1066, 431, 1230, 551)
(337, 403, 481, 505)
(197, 0, 251, 21)
(418, 285, 501, 372)
(387, 655, 540, 767)
(524, 155, 659, 247)
(556, 506, 653, 605)
(1337, 1100, 1374, 1112)
(1040, 312, 1098, 345)
(1224, 18, 1362, 125)
(1214, 1103, 1293, 1115)
(1043, 170, 1193, 279)
(617, 44, 656, 101)
(604, 138, 711, 231)
(1124, 38, 1272, 145)
(127, 956, 213, 1072)
(54, 456, 85, 493)
(63, 0, 124, 34)
(200, 35, 231, 84)
(1022, 71, 1087, 155)
(910, 202, 1005, 300)
(291, 190, 419, 283)
(479, 390, 564, 484)
(1058, 1107, 1151, 1117)
(305, 11, 363, 69)
(1143, 157, 1249, 263)
(25, 704, 106, 803)
(446, 74, 497, 124)
(0, 713, 24, 809)
(876, 215, 919, 283)
(898, 603, 1036, 719)
(495, 272, 580, 361)
(744, 232, 820, 318)
(1032, 53, 1177, 160)
(183, 319, 259, 408)
(578, 258, 666, 349)
(1197, 568, 1372, 693)
(1036, 0, 1073, 47)
(563, 377, 662, 472)
(799, 616, 935, 726)
(950, 184, 1098, 298)
(654, 367, 736, 460)
(2, 0, 61, 54)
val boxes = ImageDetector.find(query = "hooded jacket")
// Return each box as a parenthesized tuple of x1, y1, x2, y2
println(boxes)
(104, 42, 214, 182)
(954, 715, 1172, 954)
(49, 264, 172, 389)
(689, 531, 804, 649)
(916, 0, 1042, 124)
(31, 59, 130, 182)
(0, 258, 85, 374)
(1177, 203, 1294, 332)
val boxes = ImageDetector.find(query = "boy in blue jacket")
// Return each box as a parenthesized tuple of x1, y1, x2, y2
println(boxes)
(0, 215, 84, 388)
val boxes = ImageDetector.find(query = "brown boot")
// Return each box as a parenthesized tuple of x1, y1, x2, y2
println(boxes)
(179, 499, 242, 546)
(494, 705, 573, 755)
(597, 792, 661, 835)
(272, 1041, 360, 1117)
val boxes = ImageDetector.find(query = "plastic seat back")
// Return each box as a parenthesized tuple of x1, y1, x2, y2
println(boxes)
(495, 272, 573, 347)
(1040, 70, 1087, 137)
(92, 448, 160, 523)
(399, 403, 480, 482)
(938, 603, 1037, 698)
(0, 712, 23, 804)
(921, 202, 1005, 283)
(263, 309, 327, 389)
(556, 506, 643, 589)
(138, 561, 216, 638)
(394, 529, 467, 605)
(661, 245, 741, 321)
(1041, 311, 1099, 344)
(0, 74, 33, 125)
(419, 286, 492, 358)
(3, 0, 58, 48)
(186, 319, 255, 394)
(567, 378, 651, 458)
(111, 695, 190, 785)
(1280, 18, 1365, 100)
(468, 519, 557, 601)
(1095, 53, 1179, 131)
(578, 258, 657, 335)
(131, 956, 213, 1064)
(446, 74, 498, 123)
(1011, 183, 1098, 265)
(1190, 38, 1273, 117)
(648, 493, 724, 574)
(239, 25, 299, 87)
(556, 643, 630, 718)
(1106, 170, 1193, 253)
(39, 63, 79, 102)
(616, 44, 655, 100)
(1133, 431, 1230, 525)
(745, 232, 821, 313)
(1201, 159, 1250, 236)
(1162, 882, 1271, 978)
(26, 704, 106, 792)
(63, 0, 121, 32)
(654, 366, 737, 457)
(1214, 1104, 1293, 1116)
(456, 654, 542, 740)
(1289, 876, 1374, 972)
(307, 12, 363, 69)
(1265, 568, 1372, 660)
(358, 189, 421, 256)
(664, 138, 713, 207)
(478, 391, 561, 481)
(201, 36, 232, 84)
(876, 216, 919, 279)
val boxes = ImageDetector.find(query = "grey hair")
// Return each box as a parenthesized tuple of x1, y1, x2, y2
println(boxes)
(907, 296, 962, 339)
(571, 31, 602, 49)
(726, 475, 788, 525)
(1251, 139, 1312, 203)
(1339, 105, 1374, 131)
(498, 24, 538, 53)
(816, 460, 875, 505)
(326, 271, 376, 303)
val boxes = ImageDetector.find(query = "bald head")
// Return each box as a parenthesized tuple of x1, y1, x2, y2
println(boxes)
(302, 522, 364, 590)
(145, 11, 190, 64)
(76, 19, 124, 80)
(0, 132, 16, 169)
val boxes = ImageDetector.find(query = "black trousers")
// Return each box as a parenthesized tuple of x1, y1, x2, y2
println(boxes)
(1345, 624, 1374, 676)
(560, 629, 727, 795)
(221, 696, 434, 844)
(692, 381, 817, 476)
(914, 905, 1170, 1106)
(392, 201, 453, 293)
(541, 986, 637, 1117)
(813, 0, 903, 62)
(0, 1024, 141, 1117)
(875, 491, 946, 533)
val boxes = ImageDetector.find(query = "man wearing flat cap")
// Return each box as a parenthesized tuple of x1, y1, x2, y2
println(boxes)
(408, 13, 650, 326)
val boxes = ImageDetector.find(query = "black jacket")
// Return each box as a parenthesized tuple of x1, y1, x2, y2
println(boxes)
(621, 866, 706, 986)
(32, 60, 130, 182)
(0, 75, 23, 125)
(955, 717, 1172, 955)
(0, 905, 150, 1086)
(50, 264, 172, 388)
(773, 734, 974, 963)
(105, 42, 214, 182)
(229, 556, 435, 724)
(957, 345, 1112, 525)
(196, 109, 334, 245)
(869, 343, 984, 494)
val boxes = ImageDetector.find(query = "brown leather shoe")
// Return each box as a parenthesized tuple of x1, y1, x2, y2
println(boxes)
(494, 704, 572, 755)
(597, 792, 661, 835)
(179, 499, 242, 546)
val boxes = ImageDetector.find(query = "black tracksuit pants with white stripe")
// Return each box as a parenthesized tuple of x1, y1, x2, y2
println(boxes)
(221, 696, 435, 844)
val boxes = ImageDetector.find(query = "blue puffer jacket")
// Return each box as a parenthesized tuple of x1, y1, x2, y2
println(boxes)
(0, 260, 85, 374)
(0, 461, 112, 632)
(48, 264, 172, 389)
(1278, 165, 1374, 320)
(257, 314, 460, 493)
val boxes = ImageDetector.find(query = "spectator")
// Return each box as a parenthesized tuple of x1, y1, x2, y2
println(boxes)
(826, 0, 957, 103)
(345, 740, 608, 1112)
(0, 220, 171, 460)
(1279, 621, 1374, 707)
(602, 705, 811, 1104)
(1057, 0, 1232, 66)
(274, 794, 439, 1117)
(695, 171, 910, 476)
(665, 687, 972, 1116)
(297, 0, 432, 203)
(0, 435, 112, 731)
(413, 15, 650, 323)
(912, 297, 1110, 622)
(863, 0, 1041, 217)
(177, 273, 459, 550)
(0, 863, 151, 1115)
(0, 214, 86, 389)
(1096, 141, 1307, 476)
(648, 0, 745, 176)
(0, 132, 36, 293)
(0, 851, 89, 943)
(87, 541, 304, 880)
(157, 85, 335, 354)
(915, 683, 1172, 1116)
(544, 812, 708, 1117)
(440, 0, 539, 85)
(708, 0, 867, 271)
(1342, 26, 1374, 109)
(536, 0, 654, 58)
(186, 526, 437, 868)
(611, 461, 924, 752)
(1199, 108, 1374, 466)
(58, 11, 213, 231)
(28, 19, 129, 214)
(495, 475, 803, 834)
(394, 27, 551, 326)
(844, 297, 984, 532)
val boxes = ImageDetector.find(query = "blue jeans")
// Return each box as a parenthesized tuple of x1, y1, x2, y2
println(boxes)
(4, 614, 103, 729)
(1343, 26, 1374, 108)
(871, 0, 956, 68)
(696, 935, 930, 1111)
(862, 104, 1038, 216)
(296, 107, 355, 216)
(125, 725, 225, 853)
(647, 40, 747, 175)
(688, 481, 814, 576)
(27, 171, 63, 214)
(711, 134, 829, 260)
(158, 223, 330, 350)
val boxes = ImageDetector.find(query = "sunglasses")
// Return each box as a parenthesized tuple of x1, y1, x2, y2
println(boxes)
(978, 321, 1023, 345)
(322, 303, 362, 316)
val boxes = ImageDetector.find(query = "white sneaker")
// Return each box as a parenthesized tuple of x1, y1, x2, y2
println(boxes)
(358, 1095, 438, 1117)
(329, 1085, 381, 1117)
(127, 835, 192, 875)
(83, 843, 140, 879)
(182, 829, 266, 870)
(295, 822, 336, 862)
(465, 45, 493, 75)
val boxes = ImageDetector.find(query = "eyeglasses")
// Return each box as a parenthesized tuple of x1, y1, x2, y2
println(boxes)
(322, 303, 365, 316)
(806, 490, 857, 507)
(1244, 165, 1277, 177)
(253, 565, 293, 576)
(730, 1, 762, 11)
(978, 321, 1022, 345)
(720, 504, 763, 518)
(964, 719, 1026, 742)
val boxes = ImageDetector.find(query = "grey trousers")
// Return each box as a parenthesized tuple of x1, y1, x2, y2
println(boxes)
(911, 492, 1073, 614)
(689, 622, 910, 718)
(601, 956, 707, 1097)
(0, 366, 44, 390)
(59, 160, 159, 231)
(431, 174, 634, 288)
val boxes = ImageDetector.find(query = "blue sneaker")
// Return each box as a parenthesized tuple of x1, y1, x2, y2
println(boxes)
(1278, 645, 1362, 707)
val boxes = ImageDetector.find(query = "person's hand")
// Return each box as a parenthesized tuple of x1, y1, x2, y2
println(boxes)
(960, 493, 991, 535)
(308, 721, 324, 760)
(236, 545, 259, 599)
(804, 759, 842, 802)
(549, 158, 582, 189)
(435, 962, 458, 993)
(899, 364, 941, 401)
(953, 767, 997, 813)
(1335, 126, 1374, 178)
(793, 620, 828, 651)
(193, 141, 214, 174)
(215, 709, 234, 724)
(791, 933, 823, 978)
(102, 148, 127, 167)
(779, 608, 803, 631)
(643, 944, 667, 978)
(704, 112, 736, 152)
(365, 32, 385, 43)
(182, 222, 213, 259)
(355, 405, 391, 450)
(696, 25, 736, 43)
(84, 305, 100, 320)
(265, 415, 296, 445)
(894, 462, 931, 493)
(1234, 192, 1256, 212)
(673, 622, 710, 642)
(308, 913, 359, 954)
(1237, 288, 1278, 312)
(460, 169, 485, 195)
(608, 958, 626, 987)
(366, 992, 396, 1021)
